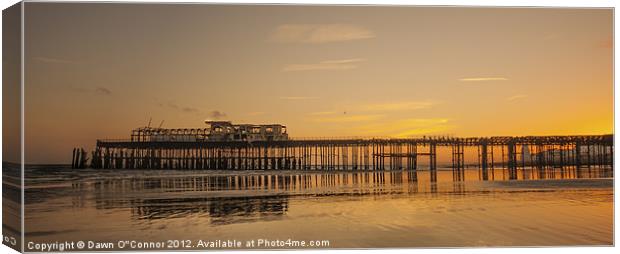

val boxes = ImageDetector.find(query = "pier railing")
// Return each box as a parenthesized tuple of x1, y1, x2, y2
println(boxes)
(95, 134, 613, 147)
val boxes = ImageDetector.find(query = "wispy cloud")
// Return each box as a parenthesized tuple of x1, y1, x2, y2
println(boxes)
(507, 94, 527, 101)
(357, 118, 452, 137)
(271, 24, 375, 44)
(280, 96, 319, 100)
(158, 101, 201, 114)
(33, 56, 79, 64)
(311, 114, 384, 123)
(459, 77, 508, 82)
(394, 125, 452, 137)
(283, 58, 366, 72)
(94, 87, 112, 95)
(310, 111, 338, 116)
(364, 101, 437, 111)
(70, 86, 112, 96)
(183, 107, 199, 113)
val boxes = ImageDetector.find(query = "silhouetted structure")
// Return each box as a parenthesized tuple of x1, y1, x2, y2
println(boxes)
(129, 121, 288, 142)
(76, 134, 613, 172)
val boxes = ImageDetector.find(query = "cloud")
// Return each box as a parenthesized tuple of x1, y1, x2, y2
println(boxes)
(310, 111, 338, 116)
(33, 56, 79, 64)
(162, 102, 179, 109)
(70, 86, 111, 96)
(283, 58, 366, 72)
(183, 107, 200, 113)
(394, 125, 451, 137)
(311, 114, 384, 123)
(280, 96, 319, 100)
(507, 94, 527, 101)
(322, 59, 367, 64)
(94, 87, 112, 95)
(271, 24, 375, 44)
(208, 110, 227, 119)
(363, 101, 437, 111)
(459, 77, 508, 82)
(356, 118, 452, 137)
(158, 101, 201, 114)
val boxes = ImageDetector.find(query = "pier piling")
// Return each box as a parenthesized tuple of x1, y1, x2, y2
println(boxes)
(81, 135, 613, 171)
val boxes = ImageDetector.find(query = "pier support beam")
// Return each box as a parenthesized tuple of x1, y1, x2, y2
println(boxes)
(429, 142, 437, 171)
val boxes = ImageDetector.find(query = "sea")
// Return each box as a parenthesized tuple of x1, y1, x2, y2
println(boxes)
(2, 165, 613, 251)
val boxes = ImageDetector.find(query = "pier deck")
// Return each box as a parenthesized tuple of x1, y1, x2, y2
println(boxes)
(74, 135, 614, 171)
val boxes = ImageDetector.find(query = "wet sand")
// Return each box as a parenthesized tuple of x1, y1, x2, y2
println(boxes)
(16, 166, 614, 250)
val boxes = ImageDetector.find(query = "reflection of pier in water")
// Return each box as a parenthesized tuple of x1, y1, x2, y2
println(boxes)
(85, 167, 611, 196)
(77, 166, 612, 222)
(128, 196, 289, 225)
(87, 135, 614, 175)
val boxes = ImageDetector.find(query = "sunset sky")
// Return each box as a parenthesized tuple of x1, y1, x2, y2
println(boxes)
(22, 3, 612, 163)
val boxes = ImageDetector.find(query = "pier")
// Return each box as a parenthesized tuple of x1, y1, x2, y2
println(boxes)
(76, 135, 614, 171)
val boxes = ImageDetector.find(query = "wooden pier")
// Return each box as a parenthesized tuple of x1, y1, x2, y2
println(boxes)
(75, 135, 614, 171)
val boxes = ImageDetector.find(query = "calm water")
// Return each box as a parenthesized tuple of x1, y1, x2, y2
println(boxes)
(10, 165, 614, 250)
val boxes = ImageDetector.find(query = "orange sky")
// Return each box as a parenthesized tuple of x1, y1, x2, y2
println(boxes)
(20, 3, 612, 163)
